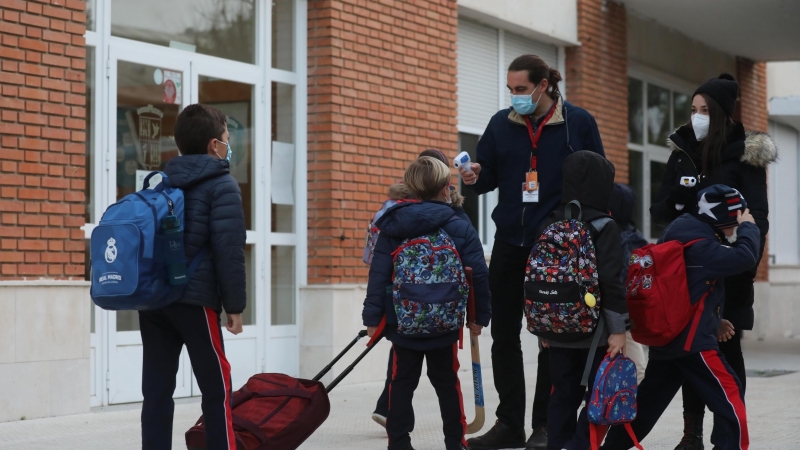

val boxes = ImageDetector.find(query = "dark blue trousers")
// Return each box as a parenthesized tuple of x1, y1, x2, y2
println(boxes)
(602, 350, 748, 450)
(376, 346, 552, 430)
(387, 343, 467, 450)
(139, 303, 235, 450)
(547, 346, 607, 450)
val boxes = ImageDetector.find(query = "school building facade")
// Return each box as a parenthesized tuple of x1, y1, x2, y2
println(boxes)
(0, 0, 798, 422)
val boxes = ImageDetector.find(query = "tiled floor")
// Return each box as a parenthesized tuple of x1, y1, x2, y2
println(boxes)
(0, 339, 797, 449)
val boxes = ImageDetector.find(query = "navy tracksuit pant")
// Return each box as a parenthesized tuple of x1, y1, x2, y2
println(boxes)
(139, 303, 235, 450)
(387, 343, 468, 450)
(547, 346, 607, 450)
(602, 350, 748, 450)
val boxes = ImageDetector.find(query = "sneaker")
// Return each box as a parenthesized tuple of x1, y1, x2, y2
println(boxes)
(372, 413, 387, 428)
(525, 426, 548, 449)
(467, 420, 526, 450)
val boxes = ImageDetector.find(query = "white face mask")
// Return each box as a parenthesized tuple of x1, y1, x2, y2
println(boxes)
(692, 113, 710, 141)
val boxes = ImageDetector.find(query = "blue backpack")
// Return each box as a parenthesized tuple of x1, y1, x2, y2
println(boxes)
(90, 171, 207, 311)
(391, 228, 469, 337)
(587, 354, 644, 450)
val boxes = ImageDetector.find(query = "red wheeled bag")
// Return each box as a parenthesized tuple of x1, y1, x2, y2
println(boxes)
(185, 329, 384, 450)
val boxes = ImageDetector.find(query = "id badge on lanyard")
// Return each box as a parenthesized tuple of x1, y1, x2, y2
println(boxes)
(522, 103, 557, 203)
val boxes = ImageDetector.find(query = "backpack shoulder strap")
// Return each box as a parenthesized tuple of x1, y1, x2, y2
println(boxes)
(581, 315, 605, 387)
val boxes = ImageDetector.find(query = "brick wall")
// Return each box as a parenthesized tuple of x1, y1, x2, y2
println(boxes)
(735, 57, 769, 282)
(307, 0, 458, 284)
(0, 0, 87, 279)
(564, 0, 628, 183)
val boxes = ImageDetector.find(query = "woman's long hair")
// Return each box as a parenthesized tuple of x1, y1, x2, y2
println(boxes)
(693, 93, 730, 174)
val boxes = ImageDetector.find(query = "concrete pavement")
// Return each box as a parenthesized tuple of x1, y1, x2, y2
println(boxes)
(0, 339, 797, 449)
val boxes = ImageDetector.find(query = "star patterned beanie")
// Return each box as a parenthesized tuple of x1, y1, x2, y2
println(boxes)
(695, 184, 747, 229)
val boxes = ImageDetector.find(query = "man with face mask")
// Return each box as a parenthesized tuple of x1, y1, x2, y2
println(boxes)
(460, 55, 605, 450)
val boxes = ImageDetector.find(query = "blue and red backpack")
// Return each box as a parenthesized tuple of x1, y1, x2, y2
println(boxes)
(390, 228, 469, 337)
(587, 354, 644, 450)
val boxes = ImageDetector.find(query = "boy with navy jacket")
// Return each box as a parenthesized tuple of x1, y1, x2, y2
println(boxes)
(602, 185, 759, 450)
(363, 157, 492, 450)
(139, 104, 246, 450)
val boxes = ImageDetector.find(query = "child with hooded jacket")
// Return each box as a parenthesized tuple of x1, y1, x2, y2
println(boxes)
(363, 156, 492, 450)
(534, 151, 629, 450)
(602, 185, 759, 450)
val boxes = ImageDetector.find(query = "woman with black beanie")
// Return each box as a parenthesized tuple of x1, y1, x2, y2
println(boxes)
(650, 74, 777, 450)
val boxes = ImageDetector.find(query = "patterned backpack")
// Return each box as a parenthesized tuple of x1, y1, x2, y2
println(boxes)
(524, 200, 611, 342)
(587, 354, 644, 450)
(391, 227, 469, 336)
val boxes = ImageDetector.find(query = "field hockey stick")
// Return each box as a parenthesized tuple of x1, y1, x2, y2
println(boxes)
(465, 267, 485, 434)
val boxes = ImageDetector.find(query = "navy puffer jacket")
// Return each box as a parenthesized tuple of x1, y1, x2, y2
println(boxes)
(164, 155, 247, 314)
(362, 201, 491, 351)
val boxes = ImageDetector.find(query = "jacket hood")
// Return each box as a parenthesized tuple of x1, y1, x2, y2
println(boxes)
(608, 183, 636, 227)
(667, 123, 778, 168)
(375, 201, 456, 239)
(386, 182, 465, 208)
(560, 151, 615, 212)
(163, 155, 231, 189)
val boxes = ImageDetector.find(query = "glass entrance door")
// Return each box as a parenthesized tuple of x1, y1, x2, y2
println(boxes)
(105, 45, 193, 404)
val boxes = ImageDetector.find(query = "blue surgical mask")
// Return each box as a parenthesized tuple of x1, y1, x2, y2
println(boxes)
(216, 140, 232, 162)
(510, 85, 544, 116)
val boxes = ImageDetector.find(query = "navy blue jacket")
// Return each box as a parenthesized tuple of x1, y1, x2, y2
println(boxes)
(362, 201, 492, 351)
(648, 215, 760, 360)
(164, 155, 247, 314)
(468, 98, 604, 247)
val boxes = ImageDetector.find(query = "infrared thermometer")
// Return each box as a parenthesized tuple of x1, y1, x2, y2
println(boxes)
(675, 176, 697, 211)
(454, 151, 472, 172)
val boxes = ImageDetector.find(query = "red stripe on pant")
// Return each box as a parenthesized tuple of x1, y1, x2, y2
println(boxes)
(451, 343, 468, 446)
(204, 308, 236, 450)
(387, 346, 399, 442)
(700, 350, 749, 450)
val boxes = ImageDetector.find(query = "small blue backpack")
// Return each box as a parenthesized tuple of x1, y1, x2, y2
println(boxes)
(391, 227, 469, 337)
(587, 354, 644, 450)
(90, 171, 207, 311)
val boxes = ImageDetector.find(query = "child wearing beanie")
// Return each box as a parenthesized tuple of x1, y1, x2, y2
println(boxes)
(602, 184, 760, 450)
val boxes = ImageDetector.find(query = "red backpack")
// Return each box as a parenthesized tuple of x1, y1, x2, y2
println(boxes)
(625, 239, 712, 349)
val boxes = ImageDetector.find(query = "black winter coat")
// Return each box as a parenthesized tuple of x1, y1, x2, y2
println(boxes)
(164, 155, 247, 314)
(650, 123, 777, 329)
(362, 201, 492, 352)
(468, 97, 605, 247)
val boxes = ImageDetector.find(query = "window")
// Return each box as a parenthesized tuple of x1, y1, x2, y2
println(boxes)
(627, 76, 692, 240)
(110, 0, 257, 64)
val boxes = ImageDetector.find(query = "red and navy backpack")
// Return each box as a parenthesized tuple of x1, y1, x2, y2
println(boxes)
(587, 354, 644, 450)
(391, 228, 469, 337)
(524, 201, 611, 342)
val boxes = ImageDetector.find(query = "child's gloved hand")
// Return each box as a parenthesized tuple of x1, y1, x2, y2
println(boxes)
(607, 333, 627, 357)
(718, 319, 735, 342)
(668, 184, 698, 211)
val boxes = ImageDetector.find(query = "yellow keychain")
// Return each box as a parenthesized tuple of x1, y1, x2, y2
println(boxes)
(584, 292, 597, 308)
